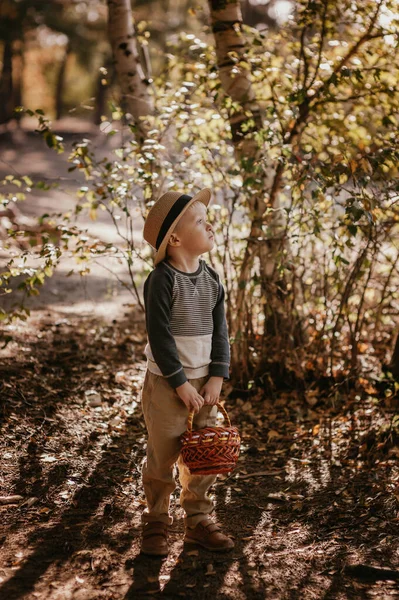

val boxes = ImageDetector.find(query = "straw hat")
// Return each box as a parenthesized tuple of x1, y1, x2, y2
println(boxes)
(143, 188, 212, 265)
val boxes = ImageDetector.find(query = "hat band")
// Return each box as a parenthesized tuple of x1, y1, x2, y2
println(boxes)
(155, 194, 192, 250)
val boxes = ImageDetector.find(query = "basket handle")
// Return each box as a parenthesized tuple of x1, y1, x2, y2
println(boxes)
(187, 402, 231, 431)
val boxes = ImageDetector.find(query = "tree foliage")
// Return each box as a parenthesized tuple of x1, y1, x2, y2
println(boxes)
(2, 0, 399, 390)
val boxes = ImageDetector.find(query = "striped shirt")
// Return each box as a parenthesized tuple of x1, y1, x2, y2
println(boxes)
(143, 259, 230, 388)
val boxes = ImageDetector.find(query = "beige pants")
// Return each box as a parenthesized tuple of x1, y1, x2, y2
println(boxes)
(140, 369, 218, 527)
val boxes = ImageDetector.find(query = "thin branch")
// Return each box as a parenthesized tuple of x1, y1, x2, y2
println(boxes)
(298, 24, 309, 89)
(307, 0, 329, 90)
(288, 0, 386, 145)
(318, 88, 391, 104)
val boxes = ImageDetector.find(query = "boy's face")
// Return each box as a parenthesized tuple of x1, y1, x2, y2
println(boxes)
(168, 201, 214, 256)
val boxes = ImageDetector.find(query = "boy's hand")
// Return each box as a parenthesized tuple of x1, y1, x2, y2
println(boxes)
(199, 376, 223, 406)
(175, 381, 204, 413)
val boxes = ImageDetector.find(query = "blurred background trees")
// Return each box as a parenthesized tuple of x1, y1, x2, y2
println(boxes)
(0, 0, 284, 123)
(0, 0, 205, 122)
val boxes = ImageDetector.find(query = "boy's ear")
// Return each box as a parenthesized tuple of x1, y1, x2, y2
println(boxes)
(167, 232, 181, 247)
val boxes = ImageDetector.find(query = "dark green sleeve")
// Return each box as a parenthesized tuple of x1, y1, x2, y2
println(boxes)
(144, 265, 188, 388)
(209, 275, 230, 380)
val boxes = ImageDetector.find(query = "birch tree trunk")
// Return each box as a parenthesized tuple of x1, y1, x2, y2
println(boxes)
(107, 0, 153, 142)
(208, 0, 262, 155)
(208, 0, 307, 383)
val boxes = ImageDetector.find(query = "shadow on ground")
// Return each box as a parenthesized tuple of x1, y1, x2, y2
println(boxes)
(0, 310, 399, 599)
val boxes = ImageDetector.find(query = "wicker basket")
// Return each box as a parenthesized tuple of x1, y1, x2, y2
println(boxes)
(179, 403, 240, 475)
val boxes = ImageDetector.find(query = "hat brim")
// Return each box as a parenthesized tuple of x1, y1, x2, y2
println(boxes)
(153, 188, 212, 266)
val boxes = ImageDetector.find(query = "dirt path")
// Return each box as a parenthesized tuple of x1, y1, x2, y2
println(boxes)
(0, 120, 143, 320)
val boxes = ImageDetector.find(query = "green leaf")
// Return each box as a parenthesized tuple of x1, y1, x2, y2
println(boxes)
(347, 224, 357, 236)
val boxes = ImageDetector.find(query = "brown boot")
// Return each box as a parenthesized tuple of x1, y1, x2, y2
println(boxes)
(184, 519, 234, 552)
(141, 521, 169, 556)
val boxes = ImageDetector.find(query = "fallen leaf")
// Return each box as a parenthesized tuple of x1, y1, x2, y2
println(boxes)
(305, 390, 319, 407)
(312, 424, 320, 436)
(40, 455, 57, 463)
(206, 564, 216, 575)
(21, 497, 38, 508)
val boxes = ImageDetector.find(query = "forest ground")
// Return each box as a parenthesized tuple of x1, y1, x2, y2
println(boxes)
(1, 124, 399, 599)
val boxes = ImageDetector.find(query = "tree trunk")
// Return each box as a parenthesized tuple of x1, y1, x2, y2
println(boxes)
(94, 67, 107, 125)
(93, 54, 115, 124)
(12, 38, 24, 125)
(106, 0, 153, 142)
(208, 0, 262, 155)
(0, 39, 14, 124)
(55, 41, 71, 121)
(387, 328, 399, 380)
(208, 0, 307, 384)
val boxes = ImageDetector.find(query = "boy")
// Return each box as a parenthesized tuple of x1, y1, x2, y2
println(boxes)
(140, 188, 234, 556)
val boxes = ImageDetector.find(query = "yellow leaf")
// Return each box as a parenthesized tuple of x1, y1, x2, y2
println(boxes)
(349, 160, 357, 173)
(364, 385, 377, 394)
(360, 158, 372, 174)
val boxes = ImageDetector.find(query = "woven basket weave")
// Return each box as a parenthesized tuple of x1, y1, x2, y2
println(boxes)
(179, 403, 240, 475)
